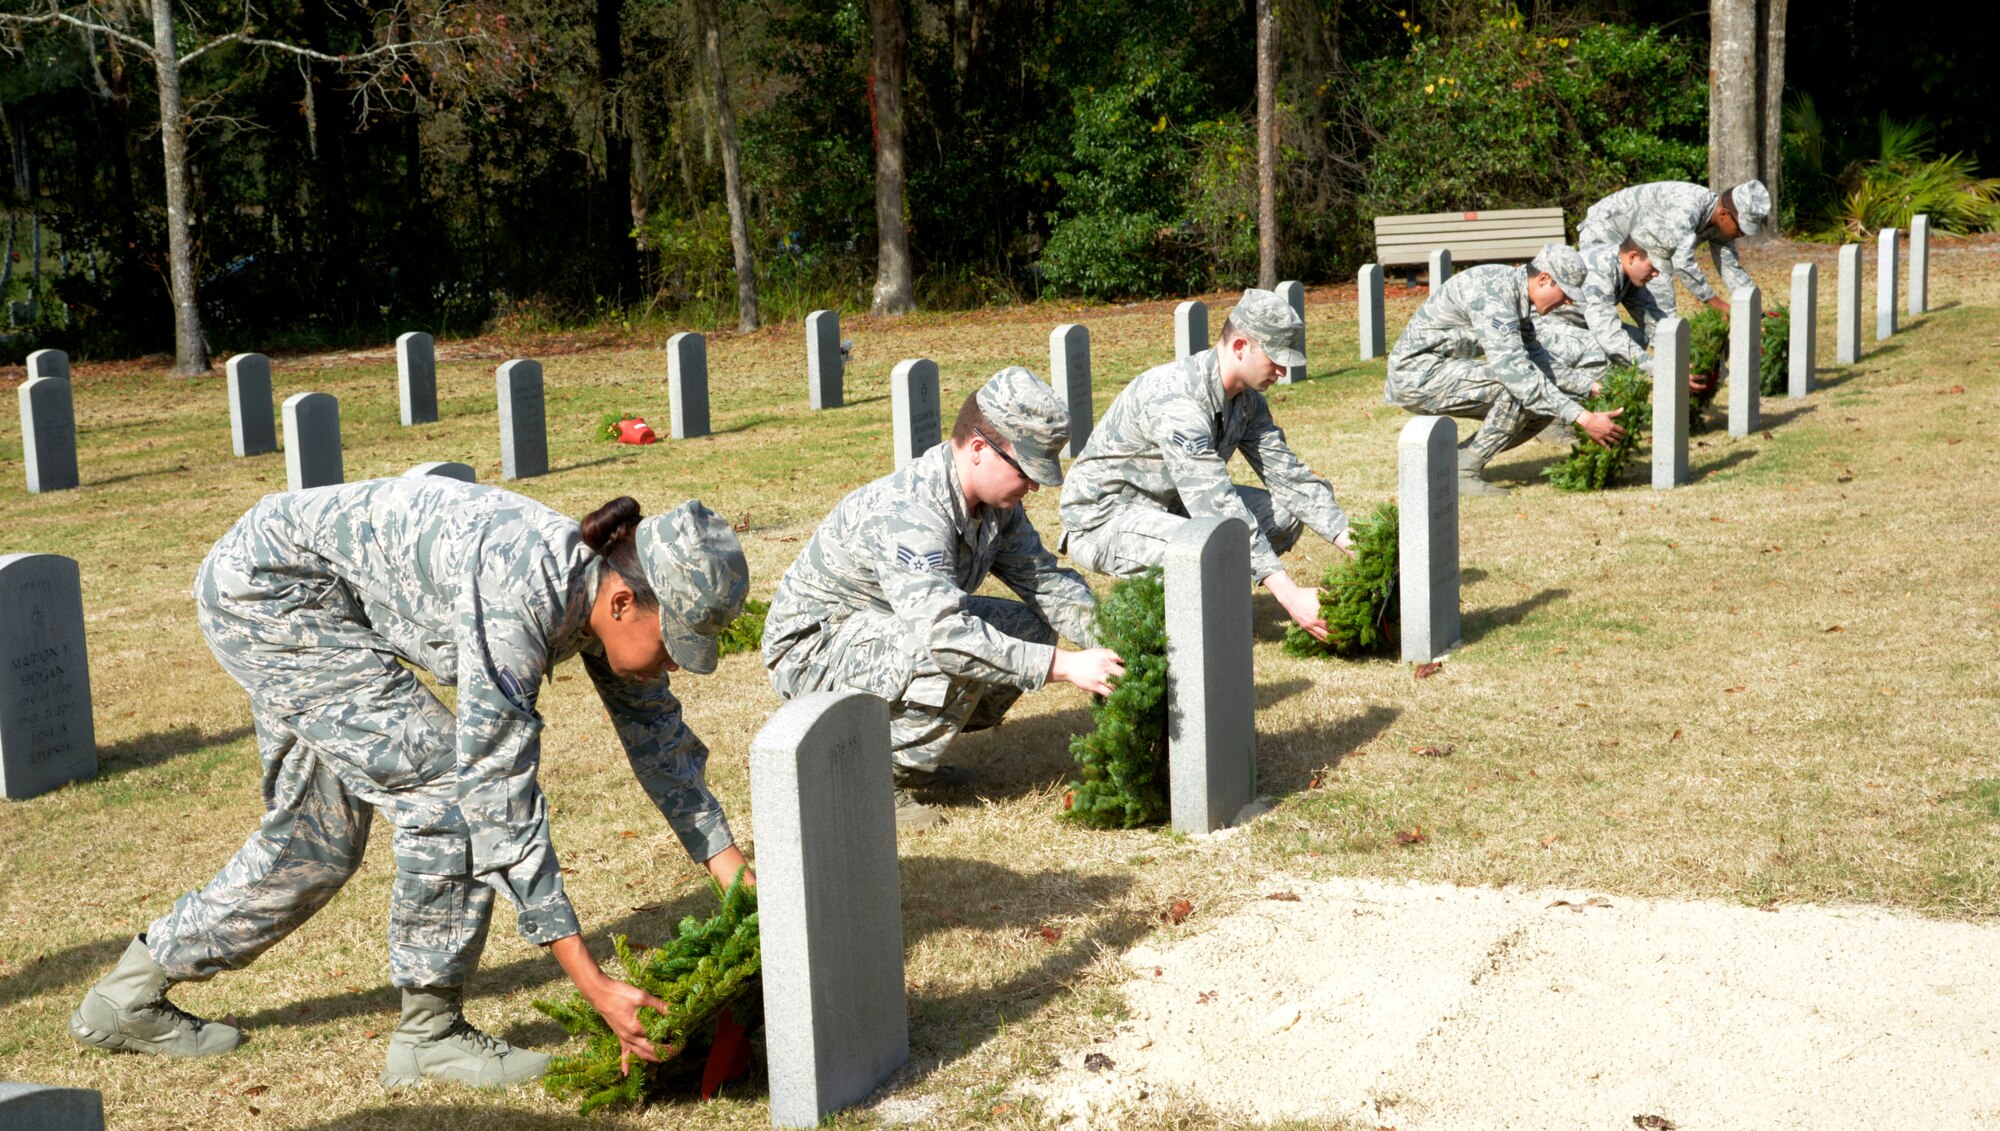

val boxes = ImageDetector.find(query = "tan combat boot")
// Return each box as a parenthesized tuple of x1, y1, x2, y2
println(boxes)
(69, 936, 243, 1057)
(379, 987, 549, 1090)
(1456, 448, 1511, 497)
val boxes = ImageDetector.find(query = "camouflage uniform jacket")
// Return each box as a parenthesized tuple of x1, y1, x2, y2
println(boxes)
(763, 442, 1099, 691)
(226, 478, 731, 945)
(1386, 264, 1586, 426)
(1059, 348, 1348, 582)
(1576, 240, 1659, 366)
(1580, 181, 1755, 304)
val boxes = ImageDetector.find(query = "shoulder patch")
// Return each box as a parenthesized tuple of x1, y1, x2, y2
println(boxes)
(1169, 430, 1216, 458)
(895, 544, 949, 572)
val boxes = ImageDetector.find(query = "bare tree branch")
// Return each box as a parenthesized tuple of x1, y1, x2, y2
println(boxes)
(0, 8, 154, 54)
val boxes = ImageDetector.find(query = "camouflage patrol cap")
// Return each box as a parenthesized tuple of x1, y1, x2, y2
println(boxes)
(632, 500, 749, 675)
(1728, 179, 1771, 236)
(1226, 288, 1307, 368)
(1530, 243, 1588, 300)
(974, 366, 1070, 487)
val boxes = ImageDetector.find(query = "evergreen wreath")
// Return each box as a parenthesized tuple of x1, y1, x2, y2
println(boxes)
(1064, 567, 1170, 829)
(1686, 304, 1789, 429)
(1687, 307, 1729, 431)
(598, 411, 640, 441)
(535, 877, 761, 1114)
(1543, 363, 1654, 491)
(1283, 501, 1400, 657)
(1758, 303, 1792, 396)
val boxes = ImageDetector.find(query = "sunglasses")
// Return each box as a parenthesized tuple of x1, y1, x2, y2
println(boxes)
(972, 425, 1031, 481)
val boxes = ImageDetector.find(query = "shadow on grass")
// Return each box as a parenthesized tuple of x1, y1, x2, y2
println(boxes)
(709, 412, 783, 436)
(1692, 448, 1759, 481)
(1462, 566, 1488, 585)
(95, 723, 255, 780)
(1758, 400, 1817, 429)
(0, 935, 135, 1011)
(900, 855, 1138, 1080)
(947, 678, 1314, 807)
(1461, 587, 1569, 645)
(544, 454, 624, 477)
(85, 462, 194, 488)
(1256, 704, 1403, 802)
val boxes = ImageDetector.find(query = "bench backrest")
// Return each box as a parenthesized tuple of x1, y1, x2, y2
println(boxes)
(1373, 207, 1568, 268)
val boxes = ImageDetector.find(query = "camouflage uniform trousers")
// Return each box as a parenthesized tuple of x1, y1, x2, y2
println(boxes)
(771, 597, 1056, 770)
(145, 545, 493, 991)
(1391, 352, 1594, 465)
(1063, 486, 1301, 578)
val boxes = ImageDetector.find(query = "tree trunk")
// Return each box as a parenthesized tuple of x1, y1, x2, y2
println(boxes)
(696, 0, 759, 331)
(1255, 0, 1278, 289)
(867, 0, 915, 317)
(951, 0, 970, 102)
(1759, 0, 1788, 224)
(595, 0, 638, 303)
(150, 0, 207, 373)
(1707, 0, 1759, 195)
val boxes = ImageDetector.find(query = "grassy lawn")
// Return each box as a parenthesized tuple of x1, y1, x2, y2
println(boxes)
(1, 238, 1995, 1129)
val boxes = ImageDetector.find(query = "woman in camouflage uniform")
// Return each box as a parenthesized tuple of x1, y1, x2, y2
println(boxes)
(69, 478, 753, 1089)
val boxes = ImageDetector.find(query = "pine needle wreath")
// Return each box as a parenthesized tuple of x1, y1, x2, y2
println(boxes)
(598, 411, 638, 441)
(1686, 304, 1790, 428)
(717, 598, 768, 657)
(1543, 363, 1654, 491)
(535, 877, 761, 1115)
(1283, 501, 1400, 657)
(1064, 568, 1170, 829)
(1758, 303, 1791, 396)
(1687, 308, 1729, 431)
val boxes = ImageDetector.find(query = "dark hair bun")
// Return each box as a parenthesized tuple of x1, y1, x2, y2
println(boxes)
(580, 496, 644, 554)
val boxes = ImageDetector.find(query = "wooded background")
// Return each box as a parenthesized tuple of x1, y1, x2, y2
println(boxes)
(2, 0, 1994, 371)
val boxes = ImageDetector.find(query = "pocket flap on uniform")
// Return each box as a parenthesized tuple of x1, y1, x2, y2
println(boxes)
(902, 672, 953, 710)
(397, 833, 470, 877)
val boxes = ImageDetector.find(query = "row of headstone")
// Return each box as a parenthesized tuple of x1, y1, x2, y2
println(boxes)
(1275, 280, 1307, 383)
(1050, 324, 1092, 456)
(1877, 227, 1899, 342)
(890, 358, 941, 468)
(19, 349, 77, 493)
(1358, 264, 1386, 361)
(1174, 300, 1208, 359)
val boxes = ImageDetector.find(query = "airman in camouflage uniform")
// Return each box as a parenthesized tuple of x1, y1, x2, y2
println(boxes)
(764, 368, 1122, 829)
(1578, 179, 1772, 316)
(1384, 244, 1628, 495)
(1533, 239, 1666, 372)
(70, 478, 749, 1089)
(1060, 288, 1352, 643)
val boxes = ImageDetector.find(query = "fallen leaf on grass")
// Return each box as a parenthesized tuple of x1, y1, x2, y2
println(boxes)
(1196, 990, 1217, 1004)
(1548, 896, 1612, 911)
(1941, 385, 1966, 394)
(1539, 835, 1561, 849)
(1413, 661, 1444, 680)
(1037, 925, 1064, 945)
(1266, 891, 1301, 902)
(1761, 430, 1775, 440)
(618, 830, 637, 838)
(1633, 1115, 1678, 1130)
(362, 1030, 378, 1039)
(1825, 625, 1844, 633)
(241, 1085, 269, 1097)
(1669, 728, 1684, 742)
(1696, 440, 1712, 448)
(1084, 1052, 1115, 1072)
(1162, 899, 1194, 925)
(630, 901, 664, 912)
(1948, 437, 1965, 445)
(992, 1102, 1017, 1116)
(1394, 827, 1427, 846)
(1412, 744, 1454, 757)
(1153, 966, 1164, 977)
(1724, 685, 1746, 694)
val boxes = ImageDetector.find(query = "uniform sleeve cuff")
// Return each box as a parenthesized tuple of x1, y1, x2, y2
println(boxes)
(673, 812, 736, 864)
(1557, 400, 1585, 425)
(516, 893, 581, 946)
(1019, 642, 1056, 691)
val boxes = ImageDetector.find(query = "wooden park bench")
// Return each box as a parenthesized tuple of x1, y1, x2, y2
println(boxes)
(1373, 207, 1568, 287)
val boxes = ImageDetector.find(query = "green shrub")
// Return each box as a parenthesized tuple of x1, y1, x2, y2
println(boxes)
(1284, 502, 1400, 658)
(1065, 568, 1170, 828)
(1544, 364, 1652, 491)
(1759, 304, 1791, 396)
(717, 598, 768, 658)
(1687, 307, 1729, 431)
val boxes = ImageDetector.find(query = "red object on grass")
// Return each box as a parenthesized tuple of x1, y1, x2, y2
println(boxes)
(699, 1009, 753, 1100)
(616, 417, 657, 445)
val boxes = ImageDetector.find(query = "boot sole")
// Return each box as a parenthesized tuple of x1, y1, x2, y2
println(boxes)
(69, 1010, 239, 1058)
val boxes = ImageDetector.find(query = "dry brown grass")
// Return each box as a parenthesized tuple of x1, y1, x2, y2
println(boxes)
(2, 238, 1996, 1129)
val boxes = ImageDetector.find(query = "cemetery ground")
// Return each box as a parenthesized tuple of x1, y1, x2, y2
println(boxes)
(2, 238, 1997, 1129)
